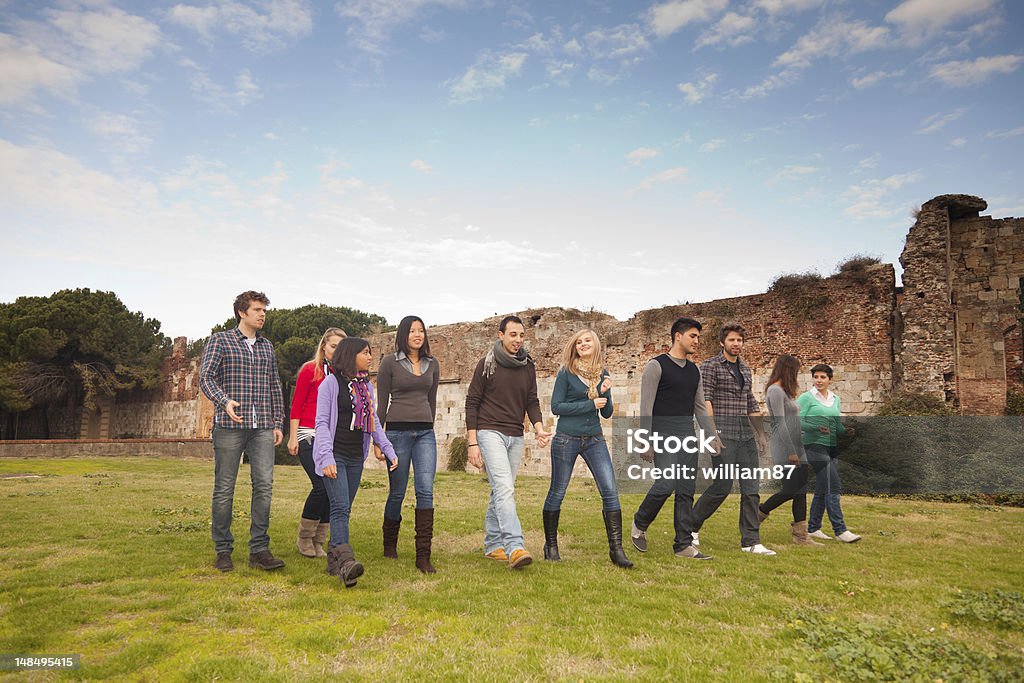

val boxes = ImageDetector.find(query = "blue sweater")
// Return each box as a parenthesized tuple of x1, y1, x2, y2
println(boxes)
(550, 368, 613, 436)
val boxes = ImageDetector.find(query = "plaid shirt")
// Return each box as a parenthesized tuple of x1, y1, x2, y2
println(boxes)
(199, 328, 284, 430)
(699, 352, 760, 440)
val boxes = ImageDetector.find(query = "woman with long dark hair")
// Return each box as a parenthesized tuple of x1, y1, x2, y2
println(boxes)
(314, 337, 398, 587)
(288, 327, 346, 558)
(759, 354, 822, 546)
(376, 315, 441, 573)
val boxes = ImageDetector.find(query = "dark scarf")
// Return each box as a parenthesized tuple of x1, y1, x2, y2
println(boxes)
(339, 370, 375, 432)
(482, 339, 529, 378)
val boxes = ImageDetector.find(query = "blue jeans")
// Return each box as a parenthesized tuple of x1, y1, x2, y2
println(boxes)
(544, 434, 621, 512)
(211, 427, 275, 554)
(477, 429, 525, 555)
(321, 456, 365, 547)
(807, 444, 847, 534)
(384, 428, 437, 520)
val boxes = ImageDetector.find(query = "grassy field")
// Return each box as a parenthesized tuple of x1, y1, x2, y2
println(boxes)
(1, 456, 1022, 682)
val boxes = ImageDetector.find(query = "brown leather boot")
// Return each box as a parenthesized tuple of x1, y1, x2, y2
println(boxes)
(297, 517, 318, 558)
(414, 508, 436, 574)
(383, 516, 401, 559)
(791, 520, 824, 546)
(312, 522, 328, 558)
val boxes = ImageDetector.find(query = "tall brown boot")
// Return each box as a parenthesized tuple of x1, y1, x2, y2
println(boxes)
(297, 517, 318, 558)
(312, 522, 329, 558)
(383, 516, 401, 559)
(791, 520, 824, 546)
(414, 508, 437, 574)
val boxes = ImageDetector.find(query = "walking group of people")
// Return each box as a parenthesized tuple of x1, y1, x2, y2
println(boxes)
(199, 291, 859, 588)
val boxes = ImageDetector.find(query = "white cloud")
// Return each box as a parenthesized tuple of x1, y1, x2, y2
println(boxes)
(447, 51, 527, 103)
(87, 113, 152, 153)
(545, 60, 576, 83)
(773, 164, 818, 182)
(563, 38, 582, 56)
(752, 0, 824, 14)
(583, 24, 649, 60)
(696, 12, 757, 49)
(677, 72, 717, 104)
(985, 127, 1024, 139)
(929, 55, 1024, 87)
(169, 0, 312, 51)
(949, 137, 966, 148)
(335, 0, 469, 54)
(700, 138, 724, 152)
(463, 223, 480, 232)
(587, 66, 621, 86)
(916, 109, 965, 134)
(842, 171, 923, 219)
(648, 0, 728, 38)
(185, 63, 263, 112)
(627, 147, 660, 164)
(410, 159, 434, 174)
(885, 0, 998, 40)
(0, 34, 78, 105)
(774, 19, 889, 70)
(851, 69, 903, 89)
(633, 167, 688, 191)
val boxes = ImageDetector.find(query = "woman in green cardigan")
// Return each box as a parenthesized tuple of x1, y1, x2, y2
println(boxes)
(796, 364, 861, 543)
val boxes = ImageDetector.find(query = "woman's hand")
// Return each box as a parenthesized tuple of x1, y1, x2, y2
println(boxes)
(373, 445, 386, 462)
(787, 454, 799, 465)
(818, 425, 830, 434)
(599, 376, 612, 394)
(287, 435, 299, 456)
(323, 464, 337, 479)
(594, 397, 608, 410)
(387, 457, 399, 472)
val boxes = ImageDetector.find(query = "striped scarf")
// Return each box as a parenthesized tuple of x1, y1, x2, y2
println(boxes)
(347, 371, 375, 432)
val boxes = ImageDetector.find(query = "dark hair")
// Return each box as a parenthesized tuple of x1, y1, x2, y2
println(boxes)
(767, 354, 801, 399)
(719, 324, 745, 344)
(670, 317, 702, 343)
(499, 315, 524, 333)
(810, 363, 833, 379)
(332, 337, 370, 380)
(233, 290, 270, 323)
(396, 315, 431, 358)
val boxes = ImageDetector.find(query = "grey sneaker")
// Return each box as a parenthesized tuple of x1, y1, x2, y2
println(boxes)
(836, 531, 861, 543)
(630, 520, 648, 553)
(809, 529, 832, 540)
(215, 551, 234, 572)
(675, 545, 712, 560)
(249, 550, 286, 570)
(741, 544, 777, 556)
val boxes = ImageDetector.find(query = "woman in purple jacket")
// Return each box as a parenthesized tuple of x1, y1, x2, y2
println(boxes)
(314, 337, 398, 587)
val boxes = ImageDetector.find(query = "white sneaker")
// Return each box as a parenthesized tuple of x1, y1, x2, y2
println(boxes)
(741, 544, 777, 556)
(809, 530, 832, 540)
(836, 530, 861, 543)
(691, 532, 700, 547)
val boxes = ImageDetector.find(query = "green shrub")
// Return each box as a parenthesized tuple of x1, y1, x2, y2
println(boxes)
(447, 436, 468, 472)
(768, 271, 828, 320)
(1005, 388, 1024, 416)
(946, 590, 1024, 630)
(874, 391, 951, 416)
(768, 270, 823, 291)
(836, 253, 882, 273)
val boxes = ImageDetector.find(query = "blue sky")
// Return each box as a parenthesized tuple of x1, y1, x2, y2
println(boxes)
(2, 0, 1022, 340)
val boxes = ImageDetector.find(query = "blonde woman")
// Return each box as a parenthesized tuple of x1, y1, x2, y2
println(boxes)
(544, 329, 632, 568)
(288, 327, 346, 558)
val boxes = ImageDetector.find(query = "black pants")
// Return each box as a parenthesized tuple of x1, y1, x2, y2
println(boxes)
(759, 463, 810, 523)
(691, 437, 762, 547)
(634, 447, 699, 553)
(298, 438, 330, 522)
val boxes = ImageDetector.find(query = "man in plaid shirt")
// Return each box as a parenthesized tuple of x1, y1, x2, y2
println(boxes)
(200, 290, 286, 572)
(691, 324, 774, 555)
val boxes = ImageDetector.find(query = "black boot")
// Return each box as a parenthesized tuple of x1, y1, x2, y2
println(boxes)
(603, 509, 634, 569)
(336, 543, 364, 588)
(382, 516, 401, 559)
(414, 508, 437, 574)
(543, 508, 561, 561)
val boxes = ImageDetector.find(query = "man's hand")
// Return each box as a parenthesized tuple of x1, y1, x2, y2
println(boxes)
(468, 444, 483, 470)
(373, 445, 386, 462)
(224, 400, 243, 424)
(323, 464, 337, 479)
(709, 435, 724, 457)
(788, 454, 800, 465)
(273, 429, 283, 446)
(534, 423, 551, 449)
(287, 434, 299, 456)
(755, 433, 768, 455)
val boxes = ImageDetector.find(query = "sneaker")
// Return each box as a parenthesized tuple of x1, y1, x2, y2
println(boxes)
(508, 548, 533, 569)
(485, 548, 508, 562)
(741, 544, 777, 556)
(691, 531, 700, 548)
(836, 531, 861, 543)
(808, 530, 832, 540)
(215, 551, 234, 572)
(675, 545, 712, 560)
(248, 550, 286, 570)
(631, 520, 648, 553)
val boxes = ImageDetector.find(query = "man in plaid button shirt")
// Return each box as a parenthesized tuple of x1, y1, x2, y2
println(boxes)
(200, 290, 286, 572)
(691, 324, 774, 556)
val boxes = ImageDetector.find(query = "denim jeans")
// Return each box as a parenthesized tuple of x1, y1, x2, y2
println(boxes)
(807, 444, 847, 534)
(543, 434, 621, 512)
(691, 437, 762, 547)
(477, 429, 525, 555)
(384, 428, 437, 520)
(321, 455, 365, 547)
(633, 429, 700, 553)
(297, 438, 330, 522)
(211, 427, 275, 554)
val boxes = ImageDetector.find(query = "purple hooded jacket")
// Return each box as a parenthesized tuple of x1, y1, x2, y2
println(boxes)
(313, 373, 397, 475)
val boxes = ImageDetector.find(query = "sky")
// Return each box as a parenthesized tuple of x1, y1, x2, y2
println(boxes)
(1, 0, 1022, 341)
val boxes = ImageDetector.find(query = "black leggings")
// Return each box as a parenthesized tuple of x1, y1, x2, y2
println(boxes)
(298, 438, 331, 522)
(759, 464, 810, 523)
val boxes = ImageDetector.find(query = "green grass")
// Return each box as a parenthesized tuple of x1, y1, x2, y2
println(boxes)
(1, 456, 1022, 682)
